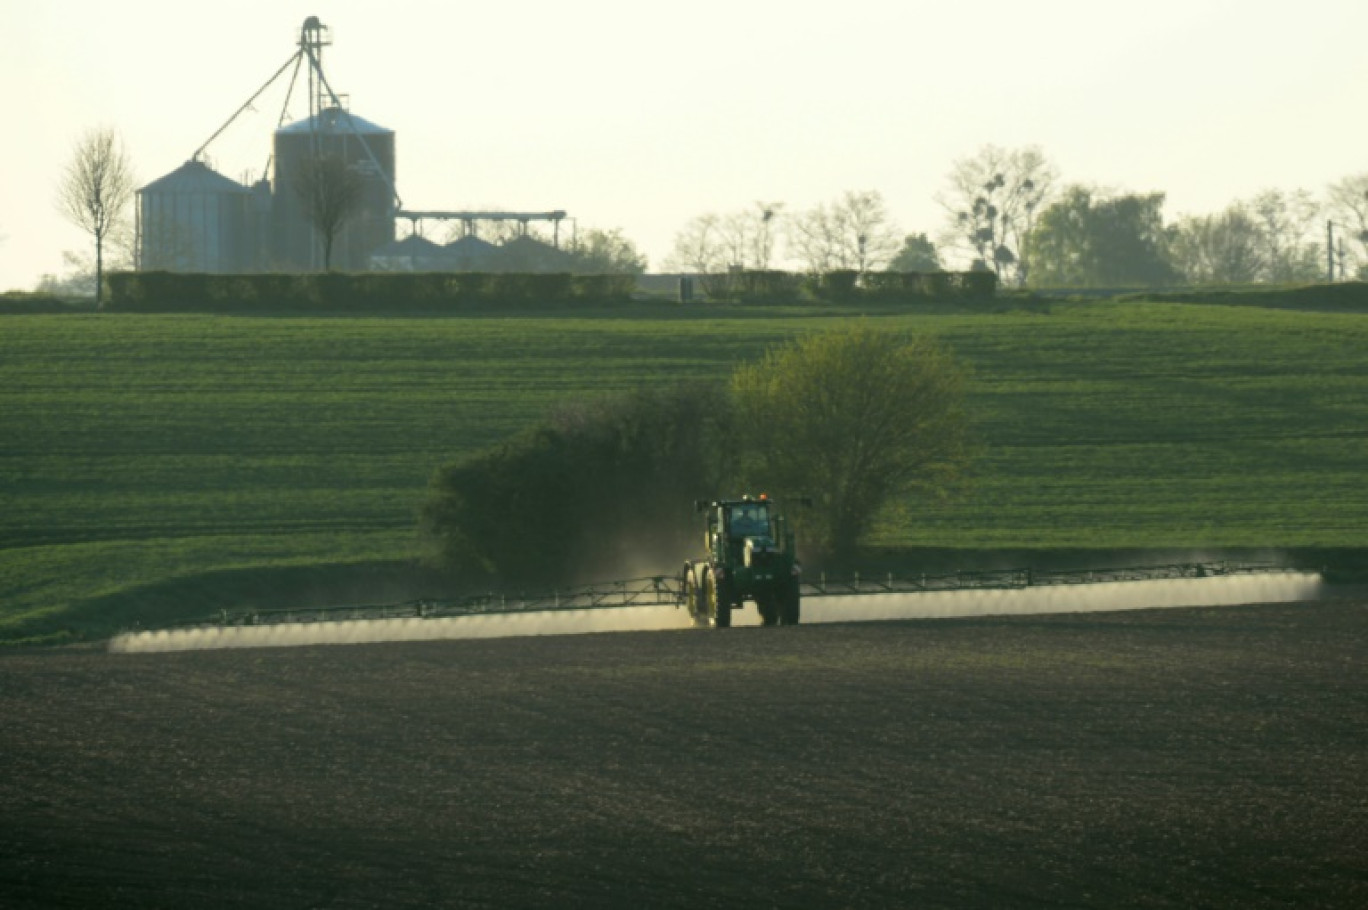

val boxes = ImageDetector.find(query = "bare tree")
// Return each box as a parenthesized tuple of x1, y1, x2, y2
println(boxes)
(938, 145, 1056, 286)
(1169, 205, 1267, 285)
(665, 213, 726, 274)
(788, 190, 900, 275)
(57, 127, 135, 308)
(666, 202, 786, 276)
(1325, 173, 1368, 279)
(717, 202, 785, 270)
(748, 202, 784, 270)
(292, 152, 365, 270)
(1249, 189, 1322, 283)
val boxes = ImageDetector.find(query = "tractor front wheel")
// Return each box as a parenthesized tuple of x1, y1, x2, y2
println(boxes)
(683, 565, 707, 628)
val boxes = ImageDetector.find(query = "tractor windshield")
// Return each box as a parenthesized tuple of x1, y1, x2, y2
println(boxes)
(728, 503, 770, 538)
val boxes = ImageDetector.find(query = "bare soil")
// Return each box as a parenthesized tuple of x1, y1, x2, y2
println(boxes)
(2, 599, 1366, 909)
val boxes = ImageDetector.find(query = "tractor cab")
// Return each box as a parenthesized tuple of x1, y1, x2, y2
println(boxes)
(705, 497, 780, 569)
(726, 501, 771, 540)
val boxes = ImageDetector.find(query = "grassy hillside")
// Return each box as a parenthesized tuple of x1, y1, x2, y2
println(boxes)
(2, 299, 1366, 642)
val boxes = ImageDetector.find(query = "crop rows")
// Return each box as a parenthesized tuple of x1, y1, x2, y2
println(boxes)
(2, 301, 1366, 641)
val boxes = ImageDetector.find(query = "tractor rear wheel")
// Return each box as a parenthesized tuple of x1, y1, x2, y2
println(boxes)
(780, 586, 801, 625)
(705, 571, 731, 629)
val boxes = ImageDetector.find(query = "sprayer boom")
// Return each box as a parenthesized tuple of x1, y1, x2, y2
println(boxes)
(130, 561, 1296, 634)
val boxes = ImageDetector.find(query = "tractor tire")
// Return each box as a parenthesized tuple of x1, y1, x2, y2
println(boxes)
(683, 565, 707, 628)
(756, 596, 779, 627)
(705, 571, 732, 629)
(780, 585, 801, 626)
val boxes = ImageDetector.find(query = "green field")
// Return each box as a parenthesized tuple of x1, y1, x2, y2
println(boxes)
(2, 299, 1366, 643)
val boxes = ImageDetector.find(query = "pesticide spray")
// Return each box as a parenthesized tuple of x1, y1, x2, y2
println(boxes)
(109, 570, 1324, 654)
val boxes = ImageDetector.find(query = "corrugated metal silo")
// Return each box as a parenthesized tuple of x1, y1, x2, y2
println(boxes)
(137, 160, 254, 272)
(272, 106, 396, 270)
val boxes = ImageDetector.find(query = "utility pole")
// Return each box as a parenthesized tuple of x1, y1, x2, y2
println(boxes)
(1327, 220, 1336, 282)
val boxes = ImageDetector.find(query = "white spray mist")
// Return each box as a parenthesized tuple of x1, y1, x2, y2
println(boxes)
(108, 571, 1323, 654)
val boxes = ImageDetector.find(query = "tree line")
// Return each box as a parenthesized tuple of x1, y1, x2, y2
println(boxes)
(52, 127, 1368, 298)
(667, 146, 1368, 289)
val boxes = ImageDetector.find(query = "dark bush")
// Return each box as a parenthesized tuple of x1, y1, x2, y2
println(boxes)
(729, 270, 801, 303)
(959, 271, 998, 298)
(570, 274, 634, 303)
(421, 382, 734, 586)
(921, 272, 954, 299)
(0, 290, 77, 313)
(818, 270, 860, 301)
(862, 271, 932, 303)
(104, 267, 994, 313)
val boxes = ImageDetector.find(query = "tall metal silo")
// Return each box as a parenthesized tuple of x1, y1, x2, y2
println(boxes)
(137, 160, 254, 272)
(272, 107, 396, 270)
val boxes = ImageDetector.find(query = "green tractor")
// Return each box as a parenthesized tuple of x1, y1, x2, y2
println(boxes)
(681, 495, 803, 628)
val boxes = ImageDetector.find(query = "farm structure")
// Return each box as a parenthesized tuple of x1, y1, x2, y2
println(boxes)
(136, 17, 568, 274)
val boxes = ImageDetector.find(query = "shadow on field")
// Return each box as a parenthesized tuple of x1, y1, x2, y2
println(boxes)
(27, 561, 451, 645)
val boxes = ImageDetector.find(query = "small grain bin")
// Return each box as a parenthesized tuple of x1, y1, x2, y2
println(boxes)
(137, 160, 254, 272)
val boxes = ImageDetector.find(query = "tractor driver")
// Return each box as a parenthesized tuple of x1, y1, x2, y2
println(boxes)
(729, 504, 768, 537)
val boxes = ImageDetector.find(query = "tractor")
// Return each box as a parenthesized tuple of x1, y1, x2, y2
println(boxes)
(681, 495, 802, 628)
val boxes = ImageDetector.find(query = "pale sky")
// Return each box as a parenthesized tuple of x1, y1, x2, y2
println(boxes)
(2, 0, 1365, 290)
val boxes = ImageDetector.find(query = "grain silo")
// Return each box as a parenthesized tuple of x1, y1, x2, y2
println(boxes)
(137, 160, 254, 272)
(271, 106, 396, 271)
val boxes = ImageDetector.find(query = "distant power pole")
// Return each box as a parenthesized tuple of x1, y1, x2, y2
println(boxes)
(1327, 220, 1335, 282)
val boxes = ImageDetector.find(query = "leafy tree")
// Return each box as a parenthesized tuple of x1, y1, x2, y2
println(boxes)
(787, 190, 901, 276)
(1027, 186, 1176, 288)
(292, 152, 365, 270)
(1325, 173, 1368, 279)
(566, 227, 647, 274)
(938, 145, 1056, 286)
(888, 233, 942, 272)
(56, 127, 135, 308)
(422, 327, 975, 580)
(731, 325, 972, 563)
(1169, 205, 1267, 285)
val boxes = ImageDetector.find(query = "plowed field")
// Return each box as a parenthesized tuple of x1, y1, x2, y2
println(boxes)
(3, 600, 1366, 909)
